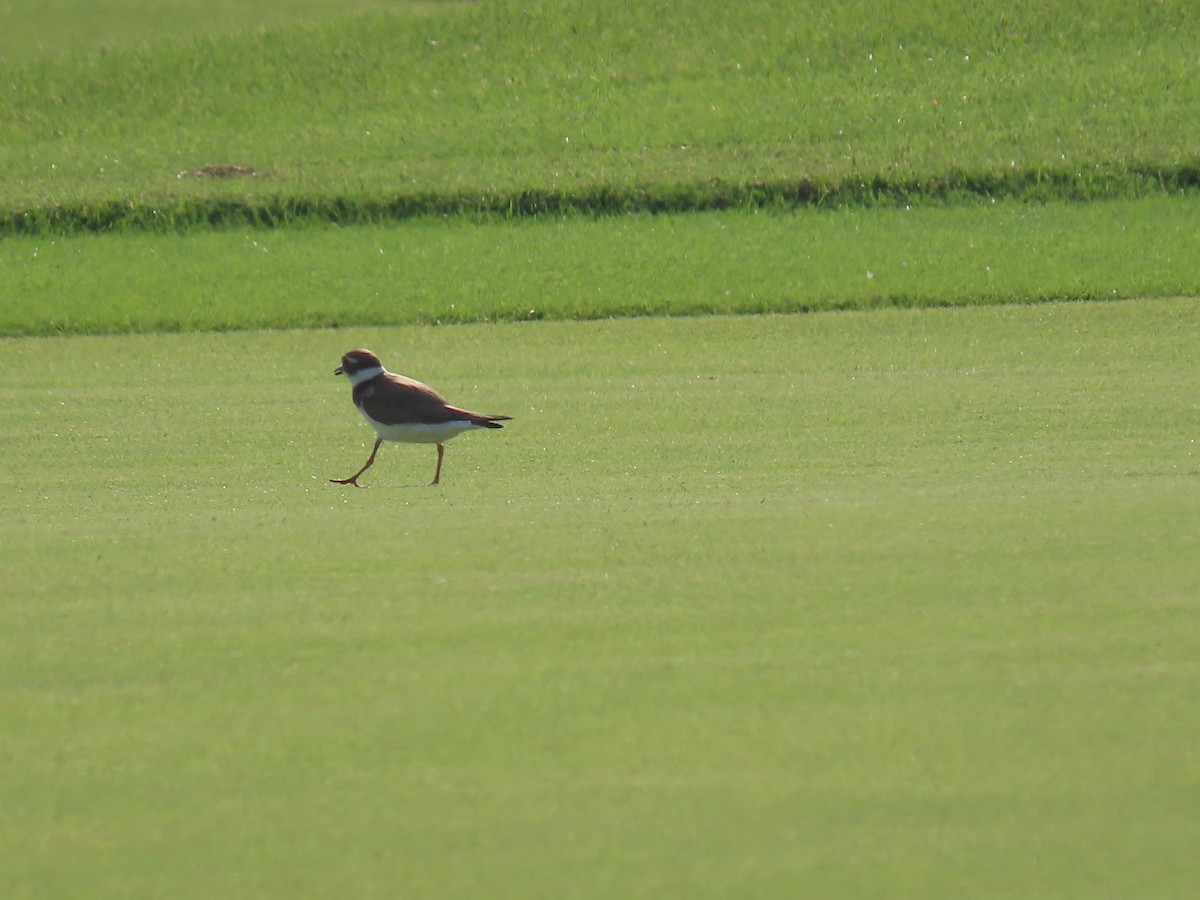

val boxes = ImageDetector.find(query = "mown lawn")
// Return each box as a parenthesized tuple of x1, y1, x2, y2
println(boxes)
(1, 301, 1197, 897)
(5, 197, 1200, 337)
(2, 1, 1198, 897)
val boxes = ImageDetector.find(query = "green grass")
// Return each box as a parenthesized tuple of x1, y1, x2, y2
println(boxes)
(3, 0, 1199, 225)
(5, 196, 1200, 337)
(3, 1, 1199, 895)
(0, 0, 405, 64)
(1, 300, 1198, 897)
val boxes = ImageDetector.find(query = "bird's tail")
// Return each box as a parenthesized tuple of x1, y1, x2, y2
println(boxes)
(453, 408, 513, 429)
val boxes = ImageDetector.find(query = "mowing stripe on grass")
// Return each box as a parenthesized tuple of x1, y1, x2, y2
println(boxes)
(3, 197, 1198, 337)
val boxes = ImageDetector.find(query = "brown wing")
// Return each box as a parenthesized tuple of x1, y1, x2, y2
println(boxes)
(355, 373, 461, 426)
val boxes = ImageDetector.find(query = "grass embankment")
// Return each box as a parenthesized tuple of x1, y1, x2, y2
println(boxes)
(2, 0, 1198, 230)
(2, 301, 1198, 896)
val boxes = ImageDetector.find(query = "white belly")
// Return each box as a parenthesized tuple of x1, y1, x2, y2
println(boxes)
(361, 411, 481, 444)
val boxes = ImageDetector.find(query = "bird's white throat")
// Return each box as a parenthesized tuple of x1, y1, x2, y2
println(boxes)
(344, 365, 384, 386)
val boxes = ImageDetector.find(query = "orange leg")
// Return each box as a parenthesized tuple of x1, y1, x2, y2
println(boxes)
(331, 437, 383, 487)
(431, 443, 446, 485)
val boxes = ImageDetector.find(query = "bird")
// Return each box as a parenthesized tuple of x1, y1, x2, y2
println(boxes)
(330, 348, 512, 487)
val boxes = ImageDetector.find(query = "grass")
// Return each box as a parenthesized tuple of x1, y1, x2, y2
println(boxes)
(4, 196, 1200, 337)
(2, 1, 1199, 895)
(2, 0, 1199, 225)
(1, 301, 1198, 897)
(0, 0, 403, 64)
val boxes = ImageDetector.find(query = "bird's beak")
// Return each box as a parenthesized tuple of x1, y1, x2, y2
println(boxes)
(333, 365, 344, 376)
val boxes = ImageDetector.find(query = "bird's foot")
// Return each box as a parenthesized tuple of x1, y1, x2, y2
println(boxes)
(330, 476, 365, 487)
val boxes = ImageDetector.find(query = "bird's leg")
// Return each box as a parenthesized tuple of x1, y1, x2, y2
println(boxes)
(431, 443, 446, 485)
(331, 437, 383, 487)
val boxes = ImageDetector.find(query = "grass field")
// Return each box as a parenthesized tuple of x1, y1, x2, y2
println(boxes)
(3, 0, 1199, 224)
(2, 0, 1199, 897)
(2, 301, 1198, 896)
